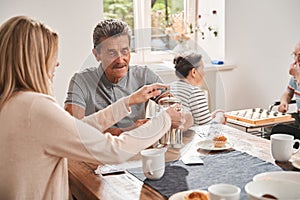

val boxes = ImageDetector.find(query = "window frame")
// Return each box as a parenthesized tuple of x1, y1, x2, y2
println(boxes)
(134, 0, 198, 64)
(101, 0, 198, 64)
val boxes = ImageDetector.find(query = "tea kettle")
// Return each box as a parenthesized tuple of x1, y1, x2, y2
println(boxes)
(157, 96, 183, 148)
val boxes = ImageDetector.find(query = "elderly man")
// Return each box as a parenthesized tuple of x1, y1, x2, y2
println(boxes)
(271, 41, 300, 140)
(65, 19, 186, 136)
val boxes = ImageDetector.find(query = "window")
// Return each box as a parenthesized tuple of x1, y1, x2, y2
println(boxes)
(101, 0, 224, 64)
(102, 0, 197, 64)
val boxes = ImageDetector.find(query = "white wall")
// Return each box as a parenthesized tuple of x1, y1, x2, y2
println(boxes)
(197, 0, 225, 61)
(0, 0, 101, 106)
(221, 0, 300, 111)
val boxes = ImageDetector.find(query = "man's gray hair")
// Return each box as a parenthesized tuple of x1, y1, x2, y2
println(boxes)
(93, 19, 131, 49)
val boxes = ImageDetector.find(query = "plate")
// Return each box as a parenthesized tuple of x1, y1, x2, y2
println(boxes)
(292, 159, 300, 170)
(197, 140, 233, 151)
(253, 171, 300, 183)
(169, 190, 209, 200)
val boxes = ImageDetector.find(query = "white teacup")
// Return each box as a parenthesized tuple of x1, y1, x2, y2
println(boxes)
(270, 134, 300, 162)
(208, 183, 241, 200)
(140, 148, 167, 180)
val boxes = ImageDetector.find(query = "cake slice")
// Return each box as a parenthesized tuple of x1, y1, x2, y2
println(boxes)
(213, 135, 227, 148)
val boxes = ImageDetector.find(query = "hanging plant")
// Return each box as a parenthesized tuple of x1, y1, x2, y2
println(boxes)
(195, 9, 219, 40)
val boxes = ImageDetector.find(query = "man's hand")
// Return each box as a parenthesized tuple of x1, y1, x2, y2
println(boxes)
(134, 119, 149, 127)
(278, 102, 288, 113)
(104, 119, 150, 136)
(103, 128, 123, 136)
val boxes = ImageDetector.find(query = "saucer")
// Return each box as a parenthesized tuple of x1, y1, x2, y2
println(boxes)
(197, 140, 233, 151)
(292, 159, 300, 170)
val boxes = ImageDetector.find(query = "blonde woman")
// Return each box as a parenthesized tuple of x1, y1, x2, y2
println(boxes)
(0, 16, 182, 199)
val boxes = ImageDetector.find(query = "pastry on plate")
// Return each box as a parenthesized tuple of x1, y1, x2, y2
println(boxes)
(184, 191, 209, 200)
(213, 135, 227, 148)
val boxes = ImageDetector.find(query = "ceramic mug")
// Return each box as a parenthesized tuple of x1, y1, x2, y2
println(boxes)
(140, 148, 167, 180)
(208, 183, 241, 200)
(271, 134, 300, 162)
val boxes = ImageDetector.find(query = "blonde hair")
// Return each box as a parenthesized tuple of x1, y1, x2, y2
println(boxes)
(0, 16, 58, 110)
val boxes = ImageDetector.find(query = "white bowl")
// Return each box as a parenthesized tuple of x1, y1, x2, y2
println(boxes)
(245, 180, 300, 200)
(253, 171, 300, 184)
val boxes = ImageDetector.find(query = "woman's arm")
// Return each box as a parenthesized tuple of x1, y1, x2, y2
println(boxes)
(81, 83, 169, 132)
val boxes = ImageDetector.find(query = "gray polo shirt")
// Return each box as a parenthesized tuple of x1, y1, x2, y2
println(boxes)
(65, 64, 163, 128)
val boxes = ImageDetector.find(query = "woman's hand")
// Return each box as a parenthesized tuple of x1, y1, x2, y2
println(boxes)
(128, 83, 169, 106)
(166, 104, 185, 128)
(211, 109, 227, 124)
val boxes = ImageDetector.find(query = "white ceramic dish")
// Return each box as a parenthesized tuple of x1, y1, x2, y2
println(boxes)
(197, 140, 233, 151)
(292, 159, 300, 170)
(245, 180, 300, 200)
(169, 190, 209, 200)
(253, 171, 300, 183)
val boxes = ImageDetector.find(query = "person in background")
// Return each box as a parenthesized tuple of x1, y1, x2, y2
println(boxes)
(0, 15, 183, 200)
(273, 41, 300, 139)
(169, 53, 226, 126)
(64, 19, 169, 136)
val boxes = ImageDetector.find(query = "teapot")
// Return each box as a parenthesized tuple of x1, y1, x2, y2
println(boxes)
(157, 96, 183, 148)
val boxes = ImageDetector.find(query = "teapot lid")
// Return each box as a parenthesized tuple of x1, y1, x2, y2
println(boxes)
(158, 96, 181, 105)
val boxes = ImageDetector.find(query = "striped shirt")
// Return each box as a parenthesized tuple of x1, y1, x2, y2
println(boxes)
(170, 80, 212, 125)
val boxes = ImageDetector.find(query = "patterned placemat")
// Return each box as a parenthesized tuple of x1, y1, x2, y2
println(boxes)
(127, 150, 282, 199)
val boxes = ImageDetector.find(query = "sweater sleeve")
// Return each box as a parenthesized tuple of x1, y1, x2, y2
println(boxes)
(30, 95, 171, 165)
(81, 97, 131, 132)
(75, 111, 171, 163)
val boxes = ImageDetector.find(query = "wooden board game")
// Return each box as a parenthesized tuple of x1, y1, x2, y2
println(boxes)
(225, 108, 293, 125)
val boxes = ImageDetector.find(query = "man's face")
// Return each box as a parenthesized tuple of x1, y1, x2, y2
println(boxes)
(289, 43, 300, 77)
(96, 35, 130, 83)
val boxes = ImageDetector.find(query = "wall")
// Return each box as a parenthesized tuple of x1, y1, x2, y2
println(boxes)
(0, 0, 101, 106)
(221, 0, 300, 111)
(197, 0, 225, 61)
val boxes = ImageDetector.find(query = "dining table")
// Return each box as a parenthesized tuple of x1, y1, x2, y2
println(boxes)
(68, 124, 300, 200)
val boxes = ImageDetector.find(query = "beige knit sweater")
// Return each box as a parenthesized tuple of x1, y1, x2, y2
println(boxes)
(0, 91, 171, 199)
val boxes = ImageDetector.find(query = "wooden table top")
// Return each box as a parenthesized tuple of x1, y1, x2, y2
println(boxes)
(68, 125, 300, 200)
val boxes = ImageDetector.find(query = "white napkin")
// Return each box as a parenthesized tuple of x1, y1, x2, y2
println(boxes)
(94, 160, 142, 175)
(181, 155, 204, 165)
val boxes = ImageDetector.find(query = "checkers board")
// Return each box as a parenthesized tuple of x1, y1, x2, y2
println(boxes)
(225, 108, 293, 125)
